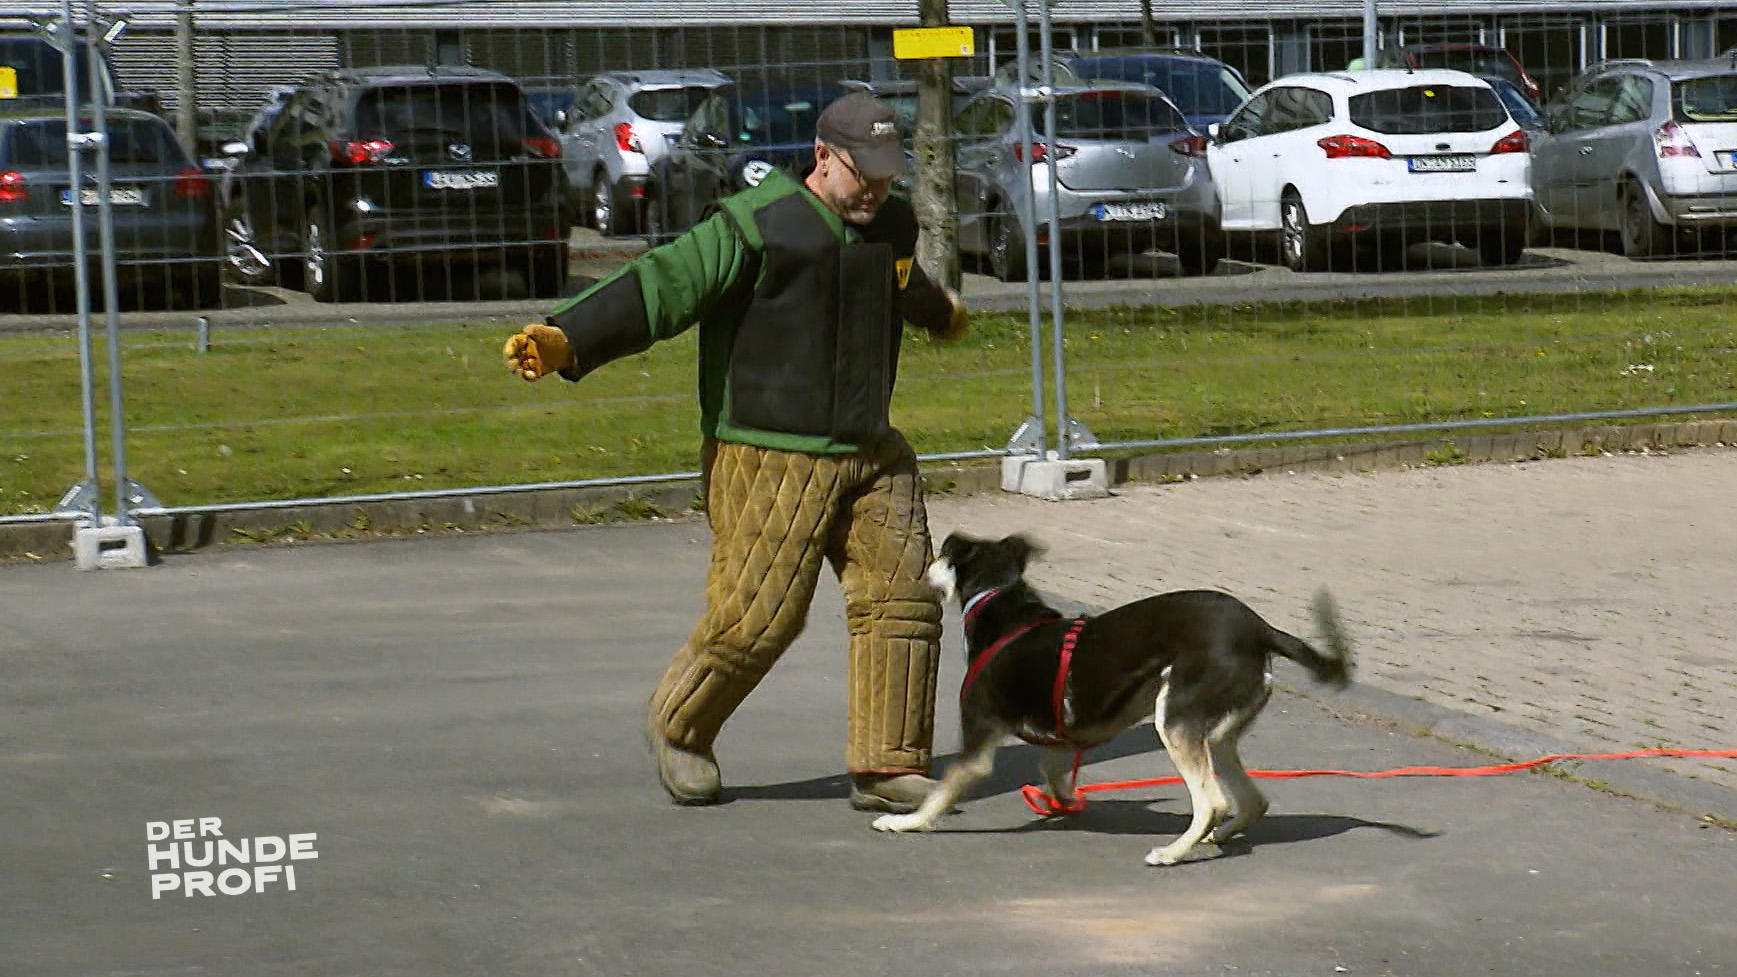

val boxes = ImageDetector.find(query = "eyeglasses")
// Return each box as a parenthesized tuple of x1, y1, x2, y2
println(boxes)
(829, 144, 889, 188)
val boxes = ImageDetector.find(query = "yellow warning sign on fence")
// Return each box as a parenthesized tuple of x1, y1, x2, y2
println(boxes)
(0, 67, 18, 99)
(892, 27, 975, 60)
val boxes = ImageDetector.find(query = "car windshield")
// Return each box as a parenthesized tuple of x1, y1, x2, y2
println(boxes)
(1675, 75, 1737, 122)
(5, 116, 184, 166)
(630, 85, 722, 123)
(1408, 49, 1524, 88)
(1348, 85, 1509, 134)
(727, 91, 824, 145)
(1064, 56, 1250, 118)
(355, 83, 533, 146)
(1045, 90, 1189, 137)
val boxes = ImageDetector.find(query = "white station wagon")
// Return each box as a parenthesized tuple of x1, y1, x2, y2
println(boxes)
(1206, 69, 1534, 271)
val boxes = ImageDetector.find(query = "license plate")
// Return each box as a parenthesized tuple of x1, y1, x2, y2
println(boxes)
(1408, 155, 1476, 173)
(1092, 200, 1168, 222)
(59, 186, 145, 206)
(423, 169, 500, 190)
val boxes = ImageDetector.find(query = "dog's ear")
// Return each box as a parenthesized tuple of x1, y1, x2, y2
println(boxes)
(998, 533, 1045, 569)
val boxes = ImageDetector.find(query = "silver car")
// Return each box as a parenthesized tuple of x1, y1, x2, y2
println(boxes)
(1532, 58, 1737, 256)
(558, 68, 732, 236)
(952, 82, 1220, 279)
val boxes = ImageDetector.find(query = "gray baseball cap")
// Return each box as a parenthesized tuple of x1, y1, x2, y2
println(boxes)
(816, 92, 907, 179)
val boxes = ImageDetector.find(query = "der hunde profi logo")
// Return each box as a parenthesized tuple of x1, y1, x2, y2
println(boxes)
(146, 817, 318, 899)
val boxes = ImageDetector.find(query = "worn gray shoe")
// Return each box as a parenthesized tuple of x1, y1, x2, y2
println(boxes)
(645, 727, 722, 806)
(848, 772, 937, 814)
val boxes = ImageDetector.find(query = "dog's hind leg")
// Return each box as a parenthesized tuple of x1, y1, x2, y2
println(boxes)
(1206, 733, 1268, 844)
(1145, 698, 1227, 866)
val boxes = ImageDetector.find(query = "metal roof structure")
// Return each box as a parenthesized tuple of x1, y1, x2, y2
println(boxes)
(1, 0, 1729, 30)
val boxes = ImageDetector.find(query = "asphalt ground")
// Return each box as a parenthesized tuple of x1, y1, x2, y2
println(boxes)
(4, 509, 1735, 976)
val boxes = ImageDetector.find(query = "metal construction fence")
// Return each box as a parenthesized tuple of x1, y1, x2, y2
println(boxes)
(4, 0, 1737, 544)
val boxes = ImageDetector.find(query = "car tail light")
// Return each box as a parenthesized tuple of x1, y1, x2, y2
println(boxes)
(1013, 141, 1076, 163)
(1654, 121, 1701, 158)
(0, 171, 24, 203)
(614, 122, 642, 153)
(1168, 134, 1209, 157)
(331, 138, 395, 165)
(523, 135, 561, 158)
(1489, 129, 1529, 155)
(173, 166, 211, 199)
(1317, 135, 1392, 159)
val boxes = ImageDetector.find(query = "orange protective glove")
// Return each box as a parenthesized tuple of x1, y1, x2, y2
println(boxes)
(502, 323, 575, 382)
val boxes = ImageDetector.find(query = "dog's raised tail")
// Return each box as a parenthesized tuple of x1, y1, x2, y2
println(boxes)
(1273, 588, 1353, 689)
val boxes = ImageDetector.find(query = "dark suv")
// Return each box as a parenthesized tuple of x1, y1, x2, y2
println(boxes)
(222, 65, 569, 301)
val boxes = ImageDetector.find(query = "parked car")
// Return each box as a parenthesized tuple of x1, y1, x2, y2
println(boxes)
(952, 81, 1221, 279)
(1531, 58, 1737, 256)
(220, 65, 569, 301)
(995, 48, 1253, 129)
(641, 82, 829, 240)
(524, 84, 579, 129)
(1374, 43, 1541, 103)
(1482, 75, 1547, 137)
(835, 75, 991, 130)
(558, 68, 732, 236)
(1206, 69, 1534, 271)
(0, 107, 221, 310)
(0, 31, 159, 113)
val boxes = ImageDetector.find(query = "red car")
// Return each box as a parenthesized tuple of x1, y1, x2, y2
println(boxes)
(1376, 44, 1541, 102)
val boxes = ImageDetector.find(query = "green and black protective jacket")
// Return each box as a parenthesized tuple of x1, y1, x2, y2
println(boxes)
(543, 169, 955, 455)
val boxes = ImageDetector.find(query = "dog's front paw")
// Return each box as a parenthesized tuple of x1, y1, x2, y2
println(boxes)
(872, 812, 933, 833)
(1144, 840, 1223, 866)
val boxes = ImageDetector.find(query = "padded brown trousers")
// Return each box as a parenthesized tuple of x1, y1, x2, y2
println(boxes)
(648, 432, 942, 774)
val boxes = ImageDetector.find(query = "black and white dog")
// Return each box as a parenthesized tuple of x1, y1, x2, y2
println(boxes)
(872, 532, 1353, 866)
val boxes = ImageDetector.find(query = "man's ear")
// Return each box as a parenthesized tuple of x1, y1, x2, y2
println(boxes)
(999, 533, 1045, 570)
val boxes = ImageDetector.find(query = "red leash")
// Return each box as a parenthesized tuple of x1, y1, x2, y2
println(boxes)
(1020, 747, 1737, 817)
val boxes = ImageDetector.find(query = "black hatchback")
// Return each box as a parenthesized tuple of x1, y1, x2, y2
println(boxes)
(222, 65, 569, 301)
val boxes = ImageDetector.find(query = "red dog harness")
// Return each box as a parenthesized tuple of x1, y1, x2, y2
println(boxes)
(959, 589, 1090, 816)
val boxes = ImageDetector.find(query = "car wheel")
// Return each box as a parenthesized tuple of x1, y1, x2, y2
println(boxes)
(1477, 225, 1528, 267)
(1280, 192, 1328, 272)
(988, 204, 1028, 283)
(1175, 223, 1222, 277)
(591, 172, 617, 237)
(1620, 182, 1674, 258)
(303, 207, 354, 303)
(224, 216, 273, 284)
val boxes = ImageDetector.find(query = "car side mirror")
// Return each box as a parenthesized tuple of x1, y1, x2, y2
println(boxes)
(1207, 122, 1223, 144)
(221, 140, 251, 158)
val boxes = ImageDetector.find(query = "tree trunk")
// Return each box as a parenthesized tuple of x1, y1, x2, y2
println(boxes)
(913, 0, 962, 291)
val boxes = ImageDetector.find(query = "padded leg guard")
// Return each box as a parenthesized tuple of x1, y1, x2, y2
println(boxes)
(649, 441, 839, 752)
(836, 434, 942, 773)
